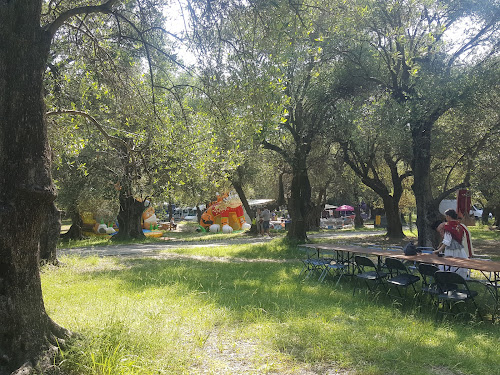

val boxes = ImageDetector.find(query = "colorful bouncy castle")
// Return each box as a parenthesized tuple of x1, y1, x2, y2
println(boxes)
(200, 193, 251, 233)
(141, 203, 163, 237)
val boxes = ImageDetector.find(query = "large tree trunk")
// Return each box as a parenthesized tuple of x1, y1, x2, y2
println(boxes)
(277, 172, 286, 207)
(60, 205, 86, 241)
(382, 196, 404, 239)
(494, 206, 500, 227)
(287, 152, 311, 242)
(305, 203, 323, 231)
(112, 193, 145, 241)
(354, 204, 364, 229)
(412, 121, 437, 247)
(39, 202, 61, 265)
(0, 3, 69, 373)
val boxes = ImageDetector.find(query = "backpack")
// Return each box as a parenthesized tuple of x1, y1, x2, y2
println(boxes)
(403, 241, 418, 256)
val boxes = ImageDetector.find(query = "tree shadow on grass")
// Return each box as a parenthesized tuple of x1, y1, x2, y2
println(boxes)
(65, 256, 500, 375)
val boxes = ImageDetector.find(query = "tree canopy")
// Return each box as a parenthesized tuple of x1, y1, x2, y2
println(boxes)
(0, 0, 499, 372)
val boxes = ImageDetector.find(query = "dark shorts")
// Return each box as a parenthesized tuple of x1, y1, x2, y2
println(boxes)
(262, 221, 270, 230)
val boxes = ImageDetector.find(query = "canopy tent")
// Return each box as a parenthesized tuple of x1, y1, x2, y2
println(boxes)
(335, 205, 354, 211)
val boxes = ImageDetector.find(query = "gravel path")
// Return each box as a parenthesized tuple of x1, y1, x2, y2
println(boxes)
(58, 230, 382, 258)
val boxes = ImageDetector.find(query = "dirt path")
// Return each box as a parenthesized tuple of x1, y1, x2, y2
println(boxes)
(58, 231, 382, 258)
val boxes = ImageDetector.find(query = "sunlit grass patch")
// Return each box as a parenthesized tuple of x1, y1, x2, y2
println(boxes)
(161, 237, 300, 260)
(57, 235, 169, 249)
(467, 224, 500, 241)
(42, 248, 500, 375)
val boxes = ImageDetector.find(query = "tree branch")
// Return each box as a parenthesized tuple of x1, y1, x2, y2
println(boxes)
(433, 182, 469, 206)
(46, 109, 136, 154)
(262, 140, 291, 164)
(45, 0, 120, 38)
(447, 11, 500, 70)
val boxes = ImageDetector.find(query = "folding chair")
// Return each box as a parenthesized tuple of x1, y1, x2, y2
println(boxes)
(407, 247, 434, 273)
(318, 250, 347, 285)
(385, 258, 420, 299)
(434, 271, 483, 320)
(380, 246, 402, 272)
(353, 255, 387, 295)
(297, 246, 328, 279)
(417, 263, 441, 300)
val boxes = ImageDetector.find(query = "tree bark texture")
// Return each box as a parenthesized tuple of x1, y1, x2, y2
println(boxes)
(382, 197, 404, 239)
(287, 151, 311, 242)
(39, 202, 61, 265)
(342, 145, 407, 239)
(0, 2, 69, 373)
(60, 205, 85, 241)
(305, 203, 322, 231)
(277, 173, 286, 207)
(112, 192, 146, 241)
(411, 121, 442, 246)
(354, 205, 364, 229)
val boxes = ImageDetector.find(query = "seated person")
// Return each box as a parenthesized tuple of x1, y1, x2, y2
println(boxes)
(169, 217, 177, 230)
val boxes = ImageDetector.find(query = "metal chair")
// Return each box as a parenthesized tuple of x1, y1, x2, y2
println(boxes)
(384, 258, 420, 299)
(380, 246, 402, 272)
(353, 255, 387, 295)
(297, 246, 326, 278)
(318, 250, 347, 284)
(417, 263, 441, 300)
(434, 271, 483, 320)
(406, 247, 434, 273)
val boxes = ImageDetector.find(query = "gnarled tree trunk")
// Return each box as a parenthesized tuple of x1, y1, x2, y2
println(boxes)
(39, 202, 61, 265)
(0, 3, 69, 372)
(382, 197, 403, 239)
(112, 192, 145, 241)
(412, 120, 444, 246)
(287, 150, 311, 242)
(354, 205, 364, 229)
(60, 205, 86, 241)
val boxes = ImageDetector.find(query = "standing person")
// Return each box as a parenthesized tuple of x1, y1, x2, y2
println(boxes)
(255, 208, 262, 236)
(433, 209, 469, 277)
(261, 207, 271, 236)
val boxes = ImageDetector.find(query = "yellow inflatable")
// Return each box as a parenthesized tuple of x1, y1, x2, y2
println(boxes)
(142, 205, 158, 229)
(200, 193, 251, 233)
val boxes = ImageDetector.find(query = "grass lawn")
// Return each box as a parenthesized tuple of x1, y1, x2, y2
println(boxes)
(57, 220, 267, 249)
(42, 239, 500, 375)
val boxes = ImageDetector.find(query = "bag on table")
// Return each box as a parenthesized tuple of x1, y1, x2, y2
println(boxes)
(403, 241, 418, 256)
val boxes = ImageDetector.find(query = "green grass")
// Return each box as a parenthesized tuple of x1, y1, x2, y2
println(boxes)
(42, 241, 500, 375)
(57, 235, 167, 249)
(467, 224, 500, 241)
(57, 221, 265, 249)
(403, 222, 500, 242)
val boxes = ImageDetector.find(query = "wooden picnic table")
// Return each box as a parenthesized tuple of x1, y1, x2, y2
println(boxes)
(305, 243, 500, 318)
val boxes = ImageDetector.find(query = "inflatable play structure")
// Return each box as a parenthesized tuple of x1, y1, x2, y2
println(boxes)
(141, 202, 163, 237)
(81, 212, 117, 235)
(200, 193, 251, 233)
(80, 201, 163, 238)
